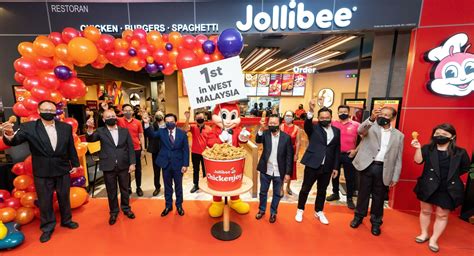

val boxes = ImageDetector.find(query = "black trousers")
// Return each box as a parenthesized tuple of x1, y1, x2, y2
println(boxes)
(34, 174, 72, 233)
(152, 152, 162, 190)
(129, 150, 142, 190)
(332, 153, 357, 198)
(191, 153, 206, 186)
(104, 167, 131, 215)
(355, 162, 388, 226)
(297, 166, 332, 212)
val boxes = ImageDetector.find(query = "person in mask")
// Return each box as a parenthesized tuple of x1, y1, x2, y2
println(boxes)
(255, 114, 293, 223)
(250, 103, 259, 116)
(280, 111, 301, 195)
(2, 100, 80, 243)
(144, 113, 189, 217)
(147, 111, 166, 196)
(350, 106, 404, 237)
(98, 101, 110, 127)
(411, 124, 470, 253)
(86, 110, 136, 225)
(295, 101, 341, 225)
(295, 104, 306, 120)
(117, 104, 145, 197)
(183, 111, 211, 193)
(327, 105, 360, 209)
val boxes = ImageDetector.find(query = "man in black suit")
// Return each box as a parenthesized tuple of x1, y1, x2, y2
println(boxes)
(147, 111, 166, 196)
(295, 102, 341, 225)
(255, 114, 293, 223)
(2, 100, 80, 243)
(86, 110, 136, 225)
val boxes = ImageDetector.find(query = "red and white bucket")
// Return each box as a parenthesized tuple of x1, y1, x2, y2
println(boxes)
(203, 157, 245, 191)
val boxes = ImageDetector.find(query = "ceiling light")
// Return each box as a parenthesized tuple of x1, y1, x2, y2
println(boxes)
(252, 58, 274, 71)
(242, 48, 272, 70)
(264, 59, 287, 71)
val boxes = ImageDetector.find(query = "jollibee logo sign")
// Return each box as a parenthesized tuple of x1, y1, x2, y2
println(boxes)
(236, 0, 356, 32)
(426, 33, 474, 97)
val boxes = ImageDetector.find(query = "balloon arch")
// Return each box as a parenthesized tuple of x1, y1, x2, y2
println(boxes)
(0, 27, 244, 228)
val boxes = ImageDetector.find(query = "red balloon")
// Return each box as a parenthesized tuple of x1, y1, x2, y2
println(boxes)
(97, 34, 115, 51)
(23, 97, 40, 111)
(40, 74, 60, 90)
(115, 49, 130, 64)
(12, 163, 26, 176)
(31, 86, 52, 102)
(0, 140, 10, 151)
(12, 102, 30, 117)
(64, 118, 79, 133)
(60, 78, 86, 99)
(136, 45, 150, 59)
(162, 62, 174, 75)
(27, 114, 40, 122)
(26, 184, 36, 193)
(200, 54, 212, 64)
(162, 33, 169, 42)
(91, 61, 106, 69)
(105, 51, 117, 64)
(210, 35, 218, 45)
(24, 156, 33, 176)
(176, 50, 199, 70)
(48, 32, 64, 46)
(152, 49, 169, 64)
(0, 190, 11, 201)
(4, 197, 21, 210)
(14, 57, 38, 77)
(22, 76, 40, 90)
(0, 202, 5, 209)
(182, 35, 196, 50)
(132, 29, 147, 43)
(14, 72, 26, 84)
(195, 34, 208, 48)
(62, 27, 81, 44)
(34, 56, 54, 70)
(211, 51, 224, 61)
(70, 166, 85, 179)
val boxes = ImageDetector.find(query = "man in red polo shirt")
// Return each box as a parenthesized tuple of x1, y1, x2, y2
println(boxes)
(327, 105, 360, 209)
(118, 104, 146, 197)
(183, 111, 211, 193)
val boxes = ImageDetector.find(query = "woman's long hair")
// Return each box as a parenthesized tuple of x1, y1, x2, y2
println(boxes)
(428, 123, 457, 156)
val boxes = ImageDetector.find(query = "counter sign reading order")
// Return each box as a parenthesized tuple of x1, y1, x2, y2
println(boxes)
(183, 56, 247, 109)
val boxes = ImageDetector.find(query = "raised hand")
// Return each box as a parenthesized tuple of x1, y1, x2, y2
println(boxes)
(309, 99, 316, 112)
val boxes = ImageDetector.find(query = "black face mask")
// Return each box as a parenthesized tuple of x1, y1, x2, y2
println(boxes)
(339, 114, 349, 120)
(433, 135, 451, 145)
(269, 126, 279, 133)
(105, 118, 117, 126)
(377, 117, 391, 126)
(298, 106, 303, 109)
(196, 118, 205, 124)
(40, 112, 55, 121)
(319, 120, 331, 127)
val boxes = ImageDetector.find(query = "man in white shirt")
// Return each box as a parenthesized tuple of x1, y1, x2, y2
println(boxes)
(350, 106, 404, 236)
(255, 114, 293, 223)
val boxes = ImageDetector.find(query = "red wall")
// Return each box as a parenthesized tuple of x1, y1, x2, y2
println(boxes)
(391, 0, 474, 212)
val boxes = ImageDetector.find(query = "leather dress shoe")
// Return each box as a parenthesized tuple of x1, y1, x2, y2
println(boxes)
(161, 208, 172, 217)
(269, 214, 277, 223)
(255, 211, 265, 220)
(109, 215, 118, 225)
(326, 194, 340, 201)
(177, 207, 185, 216)
(371, 225, 381, 236)
(347, 199, 356, 210)
(350, 217, 363, 228)
(190, 185, 199, 193)
(153, 188, 160, 196)
(124, 211, 135, 219)
(61, 221, 79, 229)
(136, 187, 144, 197)
(40, 231, 53, 243)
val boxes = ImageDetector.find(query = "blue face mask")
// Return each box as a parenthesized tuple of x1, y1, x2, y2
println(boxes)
(166, 122, 176, 130)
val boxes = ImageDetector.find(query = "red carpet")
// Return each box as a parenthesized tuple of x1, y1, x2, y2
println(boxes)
(3, 199, 473, 256)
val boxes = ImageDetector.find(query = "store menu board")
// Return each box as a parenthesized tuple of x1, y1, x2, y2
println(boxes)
(244, 72, 306, 97)
(344, 99, 366, 123)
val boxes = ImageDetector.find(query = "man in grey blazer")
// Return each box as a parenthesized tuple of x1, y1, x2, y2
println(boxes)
(350, 106, 404, 236)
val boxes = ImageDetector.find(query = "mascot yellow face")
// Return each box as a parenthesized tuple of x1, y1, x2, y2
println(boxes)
(212, 103, 241, 129)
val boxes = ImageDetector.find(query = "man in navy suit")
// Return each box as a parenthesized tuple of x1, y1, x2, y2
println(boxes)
(144, 113, 189, 217)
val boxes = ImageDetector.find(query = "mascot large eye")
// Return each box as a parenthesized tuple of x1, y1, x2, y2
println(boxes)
(444, 65, 458, 78)
(231, 113, 237, 120)
(464, 61, 474, 75)
(221, 112, 227, 120)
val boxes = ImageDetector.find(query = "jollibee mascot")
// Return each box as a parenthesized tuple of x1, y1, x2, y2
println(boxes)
(206, 102, 251, 217)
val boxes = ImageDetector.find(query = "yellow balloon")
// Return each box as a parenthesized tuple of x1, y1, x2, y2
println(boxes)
(0, 221, 7, 240)
(68, 37, 98, 65)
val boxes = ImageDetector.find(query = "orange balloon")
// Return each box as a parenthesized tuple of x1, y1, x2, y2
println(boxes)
(76, 144, 87, 156)
(13, 190, 26, 199)
(53, 58, 75, 70)
(13, 175, 34, 190)
(18, 42, 38, 60)
(194, 48, 205, 58)
(15, 207, 35, 225)
(96, 54, 108, 65)
(121, 29, 133, 41)
(114, 39, 129, 50)
(125, 57, 142, 71)
(83, 26, 101, 42)
(146, 56, 154, 64)
(169, 49, 179, 64)
(147, 31, 163, 48)
(169, 32, 183, 47)
(0, 207, 17, 223)
(68, 37, 98, 65)
(20, 192, 37, 208)
(55, 44, 72, 61)
(211, 51, 224, 61)
(33, 36, 56, 57)
(131, 39, 140, 48)
(70, 187, 88, 209)
(49, 90, 63, 103)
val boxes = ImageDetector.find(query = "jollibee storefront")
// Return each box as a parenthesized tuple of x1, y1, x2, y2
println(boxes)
(0, 0, 472, 254)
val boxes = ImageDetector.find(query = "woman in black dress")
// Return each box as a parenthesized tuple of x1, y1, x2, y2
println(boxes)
(411, 123, 470, 253)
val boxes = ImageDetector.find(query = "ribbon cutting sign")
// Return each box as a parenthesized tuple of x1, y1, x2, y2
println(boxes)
(183, 56, 247, 109)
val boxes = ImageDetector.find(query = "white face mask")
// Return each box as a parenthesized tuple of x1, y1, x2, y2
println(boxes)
(284, 116, 293, 124)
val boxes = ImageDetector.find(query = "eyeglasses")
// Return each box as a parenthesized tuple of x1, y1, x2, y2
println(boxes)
(39, 109, 56, 113)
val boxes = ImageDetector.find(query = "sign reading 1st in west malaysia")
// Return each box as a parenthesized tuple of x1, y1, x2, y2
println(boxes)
(183, 57, 247, 109)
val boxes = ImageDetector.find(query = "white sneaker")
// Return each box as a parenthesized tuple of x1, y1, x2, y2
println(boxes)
(295, 209, 304, 223)
(315, 211, 329, 225)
